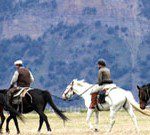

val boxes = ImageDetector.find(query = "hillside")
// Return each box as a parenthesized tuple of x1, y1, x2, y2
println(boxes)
(0, 0, 149, 107)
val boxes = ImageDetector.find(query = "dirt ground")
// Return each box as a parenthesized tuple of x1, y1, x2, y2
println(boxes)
(1, 111, 150, 135)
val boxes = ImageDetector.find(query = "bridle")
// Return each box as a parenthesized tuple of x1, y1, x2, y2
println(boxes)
(63, 81, 75, 98)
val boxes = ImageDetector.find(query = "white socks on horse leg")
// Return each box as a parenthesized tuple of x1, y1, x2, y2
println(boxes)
(107, 108, 116, 132)
(86, 109, 94, 129)
(94, 111, 99, 130)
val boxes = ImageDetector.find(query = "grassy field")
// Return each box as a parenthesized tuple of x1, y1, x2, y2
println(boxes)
(2, 110, 150, 135)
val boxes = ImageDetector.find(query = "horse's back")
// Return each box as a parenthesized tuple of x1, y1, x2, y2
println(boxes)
(28, 88, 46, 96)
(107, 87, 127, 106)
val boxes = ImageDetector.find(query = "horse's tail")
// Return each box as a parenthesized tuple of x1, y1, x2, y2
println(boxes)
(2, 95, 25, 122)
(125, 91, 150, 116)
(44, 91, 68, 121)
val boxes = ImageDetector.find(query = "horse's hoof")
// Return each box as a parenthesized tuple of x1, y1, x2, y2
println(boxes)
(6, 132, 10, 135)
(0, 129, 3, 134)
(47, 131, 52, 135)
(6, 130, 10, 134)
(94, 128, 99, 132)
(37, 131, 41, 135)
(89, 126, 94, 130)
(17, 132, 20, 134)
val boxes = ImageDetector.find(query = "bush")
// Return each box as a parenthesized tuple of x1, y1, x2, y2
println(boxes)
(82, 7, 97, 15)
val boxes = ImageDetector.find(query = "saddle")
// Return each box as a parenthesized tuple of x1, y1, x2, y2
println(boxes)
(89, 84, 117, 109)
(12, 87, 32, 104)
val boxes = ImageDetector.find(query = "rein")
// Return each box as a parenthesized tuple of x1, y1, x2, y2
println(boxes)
(78, 84, 96, 97)
(51, 94, 81, 102)
(67, 84, 96, 101)
(51, 94, 63, 100)
(51, 83, 95, 102)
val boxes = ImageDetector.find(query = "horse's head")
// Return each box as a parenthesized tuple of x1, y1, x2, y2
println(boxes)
(62, 79, 85, 100)
(137, 85, 150, 109)
(62, 80, 76, 100)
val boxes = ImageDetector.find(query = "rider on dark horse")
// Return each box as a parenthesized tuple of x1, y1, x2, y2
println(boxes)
(89, 59, 113, 109)
(7, 60, 34, 104)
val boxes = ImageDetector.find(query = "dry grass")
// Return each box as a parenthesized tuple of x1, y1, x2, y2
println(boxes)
(2, 110, 150, 135)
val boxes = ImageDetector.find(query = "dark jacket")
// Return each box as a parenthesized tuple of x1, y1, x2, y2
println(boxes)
(17, 67, 31, 87)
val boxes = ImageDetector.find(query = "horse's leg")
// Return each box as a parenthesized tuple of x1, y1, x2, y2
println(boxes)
(86, 109, 94, 130)
(6, 115, 13, 133)
(12, 116, 20, 134)
(38, 116, 44, 133)
(38, 104, 46, 133)
(124, 102, 139, 134)
(107, 107, 117, 132)
(6, 115, 20, 134)
(94, 111, 99, 132)
(0, 111, 5, 133)
(38, 112, 51, 134)
(32, 103, 50, 133)
(33, 105, 51, 133)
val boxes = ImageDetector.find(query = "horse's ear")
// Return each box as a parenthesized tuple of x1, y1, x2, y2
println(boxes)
(137, 85, 140, 90)
(81, 79, 85, 82)
(72, 81, 74, 85)
(77, 82, 82, 86)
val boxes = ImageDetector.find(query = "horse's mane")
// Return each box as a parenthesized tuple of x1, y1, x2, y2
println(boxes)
(0, 89, 8, 94)
(75, 79, 91, 86)
(141, 83, 150, 90)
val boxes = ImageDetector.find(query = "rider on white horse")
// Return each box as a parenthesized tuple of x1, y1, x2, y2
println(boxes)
(62, 79, 150, 133)
(90, 59, 113, 109)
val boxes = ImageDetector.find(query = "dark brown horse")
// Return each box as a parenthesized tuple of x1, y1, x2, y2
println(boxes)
(0, 89, 24, 133)
(137, 83, 150, 109)
(0, 105, 5, 130)
(0, 89, 68, 134)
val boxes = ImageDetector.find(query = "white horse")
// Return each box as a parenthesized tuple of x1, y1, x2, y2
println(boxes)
(62, 79, 150, 133)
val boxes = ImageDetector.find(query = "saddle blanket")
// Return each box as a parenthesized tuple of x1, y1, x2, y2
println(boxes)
(103, 84, 117, 92)
(89, 84, 117, 109)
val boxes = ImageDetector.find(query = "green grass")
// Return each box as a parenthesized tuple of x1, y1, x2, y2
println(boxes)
(2, 110, 150, 135)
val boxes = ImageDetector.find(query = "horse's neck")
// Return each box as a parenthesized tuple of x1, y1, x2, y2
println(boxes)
(73, 82, 92, 108)
(147, 87, 150, 99)
(143, 86, 150, 100)
(74, 82, 92, 95)
(81, 90, 91, 101)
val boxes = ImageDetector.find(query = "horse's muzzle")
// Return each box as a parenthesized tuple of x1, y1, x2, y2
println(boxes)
(140, 103, 146, 110)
